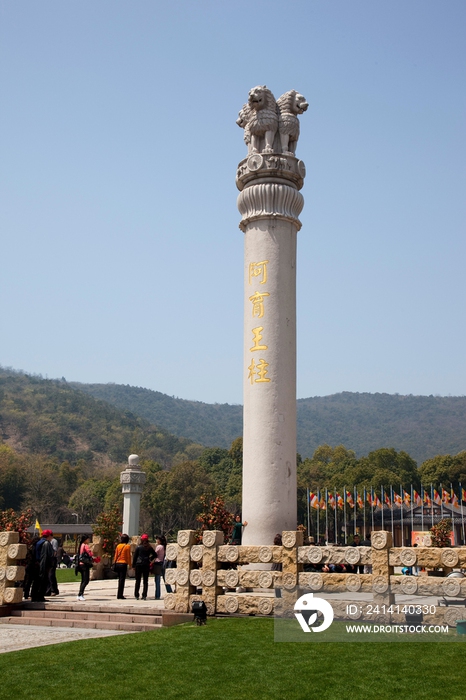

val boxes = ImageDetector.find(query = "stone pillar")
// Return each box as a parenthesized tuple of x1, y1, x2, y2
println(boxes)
(236, 87, 308, 545)
(120, 454, 146, 537)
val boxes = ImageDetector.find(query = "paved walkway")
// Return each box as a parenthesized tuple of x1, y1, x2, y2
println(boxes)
(0, 578, 168, 654)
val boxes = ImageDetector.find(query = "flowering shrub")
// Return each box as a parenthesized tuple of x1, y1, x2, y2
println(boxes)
(0, 507, 34, 544)
(430, 518, 453, 548)
(197, 495, 233, 543)
(93, 504, 123, 557)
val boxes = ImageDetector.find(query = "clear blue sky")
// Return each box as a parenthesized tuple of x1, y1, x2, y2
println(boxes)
(1, 1, 465, 404)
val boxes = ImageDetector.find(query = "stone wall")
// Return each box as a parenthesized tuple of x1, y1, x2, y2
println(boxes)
(0, 532, 27, 604)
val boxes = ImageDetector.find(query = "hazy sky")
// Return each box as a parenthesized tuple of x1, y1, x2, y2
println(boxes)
(1, 1, 465, 404)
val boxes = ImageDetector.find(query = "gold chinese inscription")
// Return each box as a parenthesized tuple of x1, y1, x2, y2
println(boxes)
(248, 358, 270, 384)
(250, 327, 268, 352)
(249, 260, 268, 285)
(249, 290, 270, 318)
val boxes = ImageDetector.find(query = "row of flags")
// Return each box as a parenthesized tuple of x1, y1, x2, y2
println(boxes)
(309, 486, 466, 510)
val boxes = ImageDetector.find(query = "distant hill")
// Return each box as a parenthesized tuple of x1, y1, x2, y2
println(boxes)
(72, 382, 466, 464)
(0, 369, 203, 468)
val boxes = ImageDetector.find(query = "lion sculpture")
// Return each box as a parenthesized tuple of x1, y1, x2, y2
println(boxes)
(246, 85, 279, 154)
(236, 103, 252, 153)
(276, 90, 309, 156)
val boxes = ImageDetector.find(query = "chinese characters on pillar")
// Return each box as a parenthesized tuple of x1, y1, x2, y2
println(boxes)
(247, 261, 271, 384)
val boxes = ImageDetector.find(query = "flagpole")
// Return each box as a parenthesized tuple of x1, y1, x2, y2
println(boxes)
(363, 487, 366, 539)
(400, 484, 404, 546)
(371, 486, 374, 533)
(343, 488, 347, 544)
(390, 485, 394, 541)
(460, 482, 466, 546)
(381, 485, 384, 531)
(430, 484, 434, 529)
(324, 488, 328, 544)
(354, 485, 357, 536)
(334, 488, 338, 544)
(410, 484, 414, 544)
(317, 489, 320, 545)
(421, 485, 424, 533)
(440, 482, 444, 519)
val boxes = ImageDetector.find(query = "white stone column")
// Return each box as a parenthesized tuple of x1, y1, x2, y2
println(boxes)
(236, 87, 308, 546)
(120, 454, 146, 537)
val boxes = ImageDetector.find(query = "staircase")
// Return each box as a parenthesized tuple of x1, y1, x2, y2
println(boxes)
(0, 602, 163, 632)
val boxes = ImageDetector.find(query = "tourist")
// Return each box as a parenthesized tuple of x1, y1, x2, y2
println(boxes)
(153, 536, 165, 599)
(23, 535, 40, 600)
(114, 534, 132, 600)
(159, 535, 173, 594)
(230, 515, 248, 545)
(46, 535, 60, 596)
(76, 534, 95, 601)
(351, 534, 364, 574)
(272, 534, 282, 598)
(132, 534, 156, 600)
(31, 529, 55, 602)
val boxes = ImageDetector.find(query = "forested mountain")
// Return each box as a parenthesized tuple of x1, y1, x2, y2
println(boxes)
(0, 368, 203, 469)
(73, 381, 466, 464)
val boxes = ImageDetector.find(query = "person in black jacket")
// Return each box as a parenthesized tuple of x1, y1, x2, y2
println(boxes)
(132, 534, 156, 600)
(31, 530, 55, 602)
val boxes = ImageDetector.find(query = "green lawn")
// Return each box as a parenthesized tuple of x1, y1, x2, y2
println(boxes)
(0, 618, 465, 700)
(55, 568, 78, 584)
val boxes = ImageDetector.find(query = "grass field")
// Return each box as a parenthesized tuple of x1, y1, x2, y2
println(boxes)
(0, 617, 465, 700)
(55, 568, 78, 584)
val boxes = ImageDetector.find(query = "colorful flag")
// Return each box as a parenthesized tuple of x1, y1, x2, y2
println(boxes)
(328, 493, 336, 510)
(346, 491, 354, 508)
(310, 492, 319, 509)
(403, 490, 411, 506)
(35, 519, 42, 535)
(442, 488, 450, 504)
(319, 494, 326, 510)
(336, 493, 344, 509)
(462, 488, 466, 503)
(433, 489, 442, 506)
(393, 491, 402, 506)
(367, 492, 373, 506)
(374, 494, 382, 508)
(357, 492, 364, 509)
(451, 488, 459, 508)
(384, 492, 392, 508)
(413, 490, 422, 507)
(424, 491, 432, 507)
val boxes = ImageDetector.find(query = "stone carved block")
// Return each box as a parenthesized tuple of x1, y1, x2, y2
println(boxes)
(0, 532, 19, 547)
(400, 549, 417, 566)
(345, 574, 361, 592)
(442, 578, 461, 597)
(259, 546, 273, 563)
(225, 570, 239, 588)
(164, 593, 176, 610)
(176, 569, 189, 586)
(225, 596, 239, 613)
(165, 569, 178, 586)
(165, 544, 178, 561)
(307, 547, 323, 564)
(202, 570, 216, 587)
(372, 576, 389, 594)
(3, 587, 23, 604)
(282, 573, 296, 590)
(441, 549, 459, 567)
(400, 577, 418, 595)
(6, 565, 24, 581)
(444, 607, 463, 627)
(202, 530, 225, 548)
(190, 545, 204, 562)
(7, 544, 27, 560)
(189, 570, 202, 587)
(282, 531, 297, 548)
(371, 532, 388, 550)
(258, 571, 273, 588)
(344, 547, 360, 565)
(224, 546, 239, 562)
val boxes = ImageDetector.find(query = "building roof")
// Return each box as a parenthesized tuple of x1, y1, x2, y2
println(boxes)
(26, 524, 94, 535)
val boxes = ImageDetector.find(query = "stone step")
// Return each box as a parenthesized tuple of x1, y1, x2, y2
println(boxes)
(10, 609, 161, 625)
(0, 616, 161, 632)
